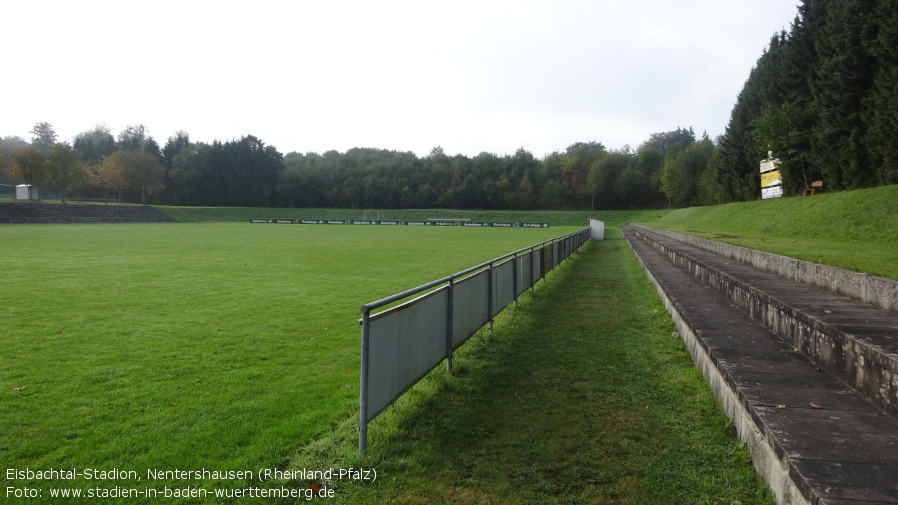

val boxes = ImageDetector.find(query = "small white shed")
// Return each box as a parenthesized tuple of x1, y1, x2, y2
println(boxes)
(15, 185, 39, 200)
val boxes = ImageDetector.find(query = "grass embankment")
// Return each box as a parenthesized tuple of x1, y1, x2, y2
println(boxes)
(293, 232, 774, 504)
(644, 185, 898, 280)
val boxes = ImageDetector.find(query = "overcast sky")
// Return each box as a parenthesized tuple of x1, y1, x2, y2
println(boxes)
(3, 1, 799, 158)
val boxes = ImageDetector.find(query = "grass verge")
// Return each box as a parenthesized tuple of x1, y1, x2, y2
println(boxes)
(645, 185, 898, 280)
(290, 230, 774, 504)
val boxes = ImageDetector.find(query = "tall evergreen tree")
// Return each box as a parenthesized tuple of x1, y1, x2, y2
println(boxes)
(810, 0, 877, 189)
(862, 0, 898, 184)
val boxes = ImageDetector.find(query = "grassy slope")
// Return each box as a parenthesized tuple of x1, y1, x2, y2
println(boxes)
(642, 185, 898, 280)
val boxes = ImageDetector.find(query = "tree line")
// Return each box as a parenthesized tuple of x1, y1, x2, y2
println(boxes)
(0, 124, 283, 207)
(717, 0, 898, 200)
(2, 123, 722, 210)
(4, 2, 898, 210)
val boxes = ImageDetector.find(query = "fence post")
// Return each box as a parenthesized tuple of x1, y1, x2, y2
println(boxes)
(488, 262, 494, 331)
(359, 308, 371, 454)
(512, 254, 519, 307)
(446, 277, 454, 372)
(530, 247, 536, 292)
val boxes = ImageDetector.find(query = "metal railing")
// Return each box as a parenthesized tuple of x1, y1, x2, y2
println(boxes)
(358, 227, 591, 452)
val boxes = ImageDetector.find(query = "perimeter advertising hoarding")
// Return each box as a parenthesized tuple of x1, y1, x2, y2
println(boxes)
(251, 219, 550, 227)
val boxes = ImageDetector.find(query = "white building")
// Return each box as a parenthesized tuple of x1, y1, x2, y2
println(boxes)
(15, 184, 39, 200)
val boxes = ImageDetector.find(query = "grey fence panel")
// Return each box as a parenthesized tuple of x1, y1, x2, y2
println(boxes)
(366, 286, 449, 422)
(516, 252, 534, 296)
(451, 270, 490, 350)
(359, 227, 591, 452)
(539, 244, 552, 280)
(492, 259, 516, 317)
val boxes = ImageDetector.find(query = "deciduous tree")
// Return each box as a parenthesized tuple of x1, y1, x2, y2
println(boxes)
(47, 143, 89, 203)
(116, 124, 149, 152)
(662, 139, 716, 207)
(29, 122, 57, 152)
(10, 147, 49, 198)
(74, 125, 116, 165)
(98, 151, 128, 202)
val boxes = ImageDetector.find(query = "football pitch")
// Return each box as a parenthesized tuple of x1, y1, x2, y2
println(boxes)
(1, 223, 577, 493)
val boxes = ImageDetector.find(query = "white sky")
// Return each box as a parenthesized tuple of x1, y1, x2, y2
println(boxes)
(3, 0, 799, 158)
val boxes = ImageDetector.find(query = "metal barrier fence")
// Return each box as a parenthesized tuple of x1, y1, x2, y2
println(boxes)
(358, 227, 591, 452)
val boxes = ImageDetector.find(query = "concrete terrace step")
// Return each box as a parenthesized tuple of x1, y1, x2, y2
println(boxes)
(627, 224, 898, 420)
(622, 226, 898, 505)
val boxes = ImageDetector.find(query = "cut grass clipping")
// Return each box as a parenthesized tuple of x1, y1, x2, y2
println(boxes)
(293, 229, 774, 504)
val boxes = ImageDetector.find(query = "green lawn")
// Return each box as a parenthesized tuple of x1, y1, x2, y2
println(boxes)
(297, 231, 773, 504)
(645, 185, 898, 280)
(0, 223, 573, 498)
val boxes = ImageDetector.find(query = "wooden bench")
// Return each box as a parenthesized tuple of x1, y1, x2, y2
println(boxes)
(803, 180, 823, 196)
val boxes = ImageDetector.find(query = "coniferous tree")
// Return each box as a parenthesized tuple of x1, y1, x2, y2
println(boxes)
(810, 0, 877, 189)
(863, 0, 898, 184)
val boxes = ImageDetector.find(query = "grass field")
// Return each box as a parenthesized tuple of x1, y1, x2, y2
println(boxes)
(0, 223, 575, 498)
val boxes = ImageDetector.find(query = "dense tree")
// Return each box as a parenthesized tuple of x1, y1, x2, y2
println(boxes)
(719, 0, 898, 198)
(503, 148, 541, 209)
(97, 151, 129, 202)
(10, 148, 49, 198)
(73, 125, 116, 165)
(588, 151, 628, 210)
(168, 135, 283, 207)
(810, 0, 877, 189)
(0, 135, 29, 153)
(662, 138, 716, 207)
(118, 151, 166, 204)
(615, 165, 650, 209)
(117, 124, 150, 152)
(562, 142, 606, 208)
(862, 0, 898, 185)
(29, 122, 57, 152)
(0, 136, 29, 187)
(633, 145, 665, 198)
(639, 127, 695, 156)
(9, 117, 740, 209)
(47, 143, 89, 203)
(162, 131, 190, 168)
(695, 144, 723, 206)
(752, 102, 817, 194)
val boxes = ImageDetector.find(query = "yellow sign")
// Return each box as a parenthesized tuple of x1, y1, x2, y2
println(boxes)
(761, 170, 782, 188)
